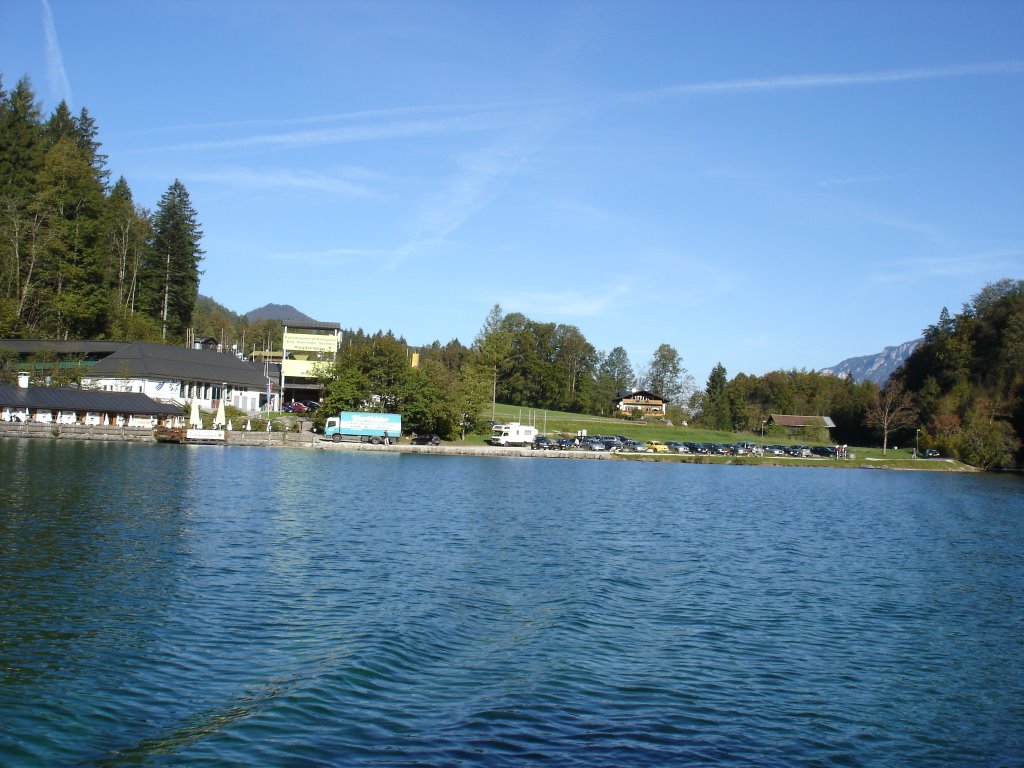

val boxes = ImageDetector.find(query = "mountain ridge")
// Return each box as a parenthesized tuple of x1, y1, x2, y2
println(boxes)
(245, 303, 317, 323)
(819, 339, 922, 384)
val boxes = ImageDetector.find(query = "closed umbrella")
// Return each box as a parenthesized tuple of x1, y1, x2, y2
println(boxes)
(245, 419, 252, 431)
(214, 398, 226, 430)
(189, 399, 202, 428)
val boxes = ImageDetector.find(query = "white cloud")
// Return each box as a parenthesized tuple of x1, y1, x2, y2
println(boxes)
(817, 174, 899, 188)
(499, 284, 632, 318)
(186, 166, 380, 198)
(868, 249, 1024, 283)
(159, 110, 525, 153)
(636, 60, 1024, 101)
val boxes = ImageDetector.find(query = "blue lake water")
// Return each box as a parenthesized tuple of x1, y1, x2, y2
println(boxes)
(1, 440, 1022, 767)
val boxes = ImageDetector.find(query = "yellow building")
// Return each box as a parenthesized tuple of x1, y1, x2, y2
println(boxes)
(281, 322, 342, 404)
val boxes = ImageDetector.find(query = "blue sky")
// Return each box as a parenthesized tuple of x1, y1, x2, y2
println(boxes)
(3, 1, 1022, 385)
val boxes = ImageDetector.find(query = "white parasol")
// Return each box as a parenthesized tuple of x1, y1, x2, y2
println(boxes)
(245, 419, 252, 431)
(189, 399, 202, 428)
(214, 398, 226, 430)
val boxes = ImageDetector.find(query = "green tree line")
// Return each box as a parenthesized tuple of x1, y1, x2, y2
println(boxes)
(894, 279, 1024, 468)
(0, 74, 202, 341)
(5, 73, 1016, 466)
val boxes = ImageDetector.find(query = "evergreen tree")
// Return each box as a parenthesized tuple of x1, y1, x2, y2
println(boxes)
(33, 136, 108, 338)
(0, 76, 44, 199)
(43, 100, 77, 147)
(701, 362, 732, 430)
(102, 177, 153, 332)
(146, 180, 204, 340)
(73, 107, 108, 185)
(473, 303, 512, 420)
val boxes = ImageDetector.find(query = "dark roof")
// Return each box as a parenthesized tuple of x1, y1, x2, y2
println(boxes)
(0, 384, 181, 415)
(0, 338, 129, 358)
(614, 389, 665, 401)
(282, 321, 342, 331)
(770, 414, 836, 428)
(89, 342, 270, 388)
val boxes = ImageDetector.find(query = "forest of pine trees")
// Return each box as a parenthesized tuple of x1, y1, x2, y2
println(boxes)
(0, 74, 203, 342)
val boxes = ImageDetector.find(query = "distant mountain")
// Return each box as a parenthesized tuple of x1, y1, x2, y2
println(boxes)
(245, 303, 317, 323)
(819, 339, 922, 384)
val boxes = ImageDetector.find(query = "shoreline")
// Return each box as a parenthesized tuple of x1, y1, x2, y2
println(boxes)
(0, 421, 974, 471)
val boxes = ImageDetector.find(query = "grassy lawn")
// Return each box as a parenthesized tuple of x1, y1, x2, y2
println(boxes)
(474, 403, 971, 470)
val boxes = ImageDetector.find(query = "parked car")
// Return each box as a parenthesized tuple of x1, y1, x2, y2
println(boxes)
(763, 444, 786, 456)
(533, 436, 555, 450)
(925, 448, 941, 458)
(786, 445, 811, 457)
(283, 401, 308, 413)
(645, 440, 670, 453)
(810, 446, 837, 458)
(623, 440, 648, 452)
(685, 442, 708, 454)
(556, 438, 575, 450)
(665, 441, 690, 453)
(597, 435, 624, 449)
(581, 438, 607, 451)
(410, 434, 441, 445)
(303, 401, 321, 411)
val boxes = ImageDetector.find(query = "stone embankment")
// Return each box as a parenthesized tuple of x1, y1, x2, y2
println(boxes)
(0, 421, 613, 458)
(0, 423, 971, 469)
(0, 421, 157, 443)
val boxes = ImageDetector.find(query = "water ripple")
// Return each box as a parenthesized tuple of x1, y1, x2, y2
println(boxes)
(1, 445, 1022, 766)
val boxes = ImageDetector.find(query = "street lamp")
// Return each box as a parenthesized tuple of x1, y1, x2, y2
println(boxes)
(915, 428, 920, 459)
(761, 419, 766, 439)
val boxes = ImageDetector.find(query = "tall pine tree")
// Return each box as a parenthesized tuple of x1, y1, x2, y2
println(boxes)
(701, 362, 732, 431)
(146, 180, 203, 340)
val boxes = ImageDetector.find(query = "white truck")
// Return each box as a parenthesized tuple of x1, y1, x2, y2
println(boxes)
(488, 422, 538, 447)
(323, 411, 401, 444)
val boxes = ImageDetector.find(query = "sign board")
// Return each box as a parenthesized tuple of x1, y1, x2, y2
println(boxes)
(283, 331, 339, 354)
(186, 429, 226, 441)
(339, 412, 402, 432)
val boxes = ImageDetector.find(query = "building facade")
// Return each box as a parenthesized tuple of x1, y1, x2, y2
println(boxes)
(281, 322, 342, 403)
(613, 389, 667, 416)
(83, 342, 277, 413)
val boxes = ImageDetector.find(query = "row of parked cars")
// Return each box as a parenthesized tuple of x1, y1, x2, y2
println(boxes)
(531, 435, 853, 458)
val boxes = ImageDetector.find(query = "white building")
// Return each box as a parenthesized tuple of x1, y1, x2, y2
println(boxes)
(84, 341, 277, 414)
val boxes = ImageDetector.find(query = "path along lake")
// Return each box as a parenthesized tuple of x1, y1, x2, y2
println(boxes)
(1, 440, 1022, 767)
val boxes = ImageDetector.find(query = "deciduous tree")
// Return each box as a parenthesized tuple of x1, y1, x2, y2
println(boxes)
(640, 343, 695, 409)
(865, 379, 918, 454)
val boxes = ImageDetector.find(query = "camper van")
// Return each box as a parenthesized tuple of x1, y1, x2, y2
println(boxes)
(488, 422, 538, 447)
